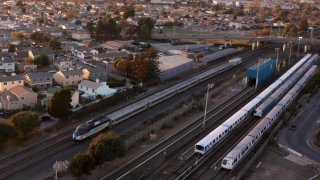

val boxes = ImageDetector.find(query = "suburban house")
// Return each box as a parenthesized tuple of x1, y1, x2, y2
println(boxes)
(92, 51, 128, 61)
(0, 85, 37, 111)
(71, 31, 91, 41)
(0, 75, 24, 92)
(53, 59, 73, 71)
(24, 72, 53, 89)
(28, 48, 55, 61)
(17, 62, 37, 73)
(78, 80, 117, 99)
(82, 67, 107, 82)
(40, 87, 80, 108)
(0, 57, 15, 73)
(72, 46, 95, 59)
(53, 70, 83, 87)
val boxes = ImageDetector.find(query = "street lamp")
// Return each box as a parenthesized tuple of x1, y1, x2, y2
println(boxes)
(289, 41, 292, 64)
(297, 36, 303, 57)
(275, 48, 280, 72)
(53, 160, 69, 180)
(203, 83, 214, 128)
(255, 58, 261, 89)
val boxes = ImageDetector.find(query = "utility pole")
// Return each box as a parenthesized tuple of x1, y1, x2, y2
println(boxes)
(297, 37, 303, 57)
(203, 83, 214, 128)
(275, 48, 280, 71)
(310, 27, 314, 42)
(255, 59, 260, 89)
(289, 41, 292, 64)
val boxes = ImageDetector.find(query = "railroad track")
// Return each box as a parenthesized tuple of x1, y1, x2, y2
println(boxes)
(0, 129, 74, 179)
(0, 43, 283, 179)
(142, 88, 256, 180)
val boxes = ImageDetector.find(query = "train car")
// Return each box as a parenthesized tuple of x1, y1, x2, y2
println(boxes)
(253, 54, 317, 118)
(72, 117, 110, 141)
(194, 125, 229, 155)
(221, 136, 255, 169)
(195, 54, 314, 155)
(221, 65, 317, 170)
(73, 61, 242, 141)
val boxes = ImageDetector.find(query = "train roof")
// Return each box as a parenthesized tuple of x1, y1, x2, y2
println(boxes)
(242, 97, 261, 111)
(223, 109, 248, 127)
(224, 136, 255, 160)
(196, 125, 229, 146)
(265, 104, 282, 120)
(107, 62, 234, 121)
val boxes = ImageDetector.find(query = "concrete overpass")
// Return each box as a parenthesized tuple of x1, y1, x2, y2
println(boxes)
(152, 33, 320, 45)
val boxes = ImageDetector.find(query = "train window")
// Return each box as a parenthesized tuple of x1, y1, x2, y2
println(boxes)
(213, 140, 215, 143)
(196, 145, 204, 151)
(219, 134, 221, 138)
(222, 160, 228, 165)
(225, 130, 227, 133)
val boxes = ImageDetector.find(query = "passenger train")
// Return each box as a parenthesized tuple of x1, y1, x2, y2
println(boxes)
(73, 59, 242, 141)
(194, 54, 312, 155)
(221, 65, 317, 170)
(254, 54, 318, 117)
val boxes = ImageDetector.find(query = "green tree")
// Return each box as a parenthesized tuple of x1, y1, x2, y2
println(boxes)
(87, 132, 127, 164)
(86, 20, 95, 37)
(33, 54, 50, 66)
(16, 0, 24, 8)
(69, 153, 95, 177)
(0, 123, 16, 146)
(254, 28, 271, 36)
(11, 32, 24, 39)
(48, 88, 72, 119)
(299, 15, 308, 32)
(123, 7, 135, 19)
(283, 23, 298, 37)
(194, 53, 203, 63)
(49, 38, 61, 50)
(9, 111, 41, 137)
(30, 31, 50, 43)
(8, 44, 16, 53)
(106, 18, 121, 39)
(86, 5, 92, 11)
(137, 17, 155, 40)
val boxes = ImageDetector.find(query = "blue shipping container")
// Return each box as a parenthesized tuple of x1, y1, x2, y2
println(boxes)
(246, 59, 276, 87)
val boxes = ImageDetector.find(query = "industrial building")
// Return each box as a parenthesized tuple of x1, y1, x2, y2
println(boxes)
(200, 48, 237, 63)
(246, 58, 276, 87)
(158, 55, 193, 80)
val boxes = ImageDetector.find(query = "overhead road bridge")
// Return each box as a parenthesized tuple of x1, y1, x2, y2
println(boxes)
(152, 34, 320, 45)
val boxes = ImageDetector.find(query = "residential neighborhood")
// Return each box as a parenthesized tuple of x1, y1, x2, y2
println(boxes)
(0, 0, 319, 180)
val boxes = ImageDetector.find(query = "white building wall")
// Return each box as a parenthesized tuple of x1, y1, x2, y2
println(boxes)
(0, 62, 15, 72)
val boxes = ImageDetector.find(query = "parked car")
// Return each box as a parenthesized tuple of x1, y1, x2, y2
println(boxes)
(289, 124, 296, 131)
(41, 115, 52, 122)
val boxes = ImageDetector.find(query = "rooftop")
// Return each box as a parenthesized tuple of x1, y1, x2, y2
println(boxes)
(158, 55, 193, 72)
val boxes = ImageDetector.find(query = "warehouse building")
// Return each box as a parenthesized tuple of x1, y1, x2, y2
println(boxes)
(246, 58, 276, 87)
(158, 55, 193, 80)
(200, 48, 237, 63)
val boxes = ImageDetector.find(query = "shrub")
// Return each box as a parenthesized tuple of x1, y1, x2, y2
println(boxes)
(69, 153, 95, 177)
(9, 111, 41, 137)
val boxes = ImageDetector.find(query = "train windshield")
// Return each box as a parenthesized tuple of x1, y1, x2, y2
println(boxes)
(222, 159, 228, 165)
(74, 125, 90, 135)
(195, 145, 204, 151)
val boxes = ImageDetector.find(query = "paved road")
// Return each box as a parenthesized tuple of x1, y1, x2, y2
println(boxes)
(278, 90, 320, 162)
(13, 48, 285, 179)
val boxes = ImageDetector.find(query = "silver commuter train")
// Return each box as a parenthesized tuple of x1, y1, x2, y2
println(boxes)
(254, 54, 318, 117)
(73, 59, 242, 141)
(194, 54, 312, 155)
(221, 65, 317, 170)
